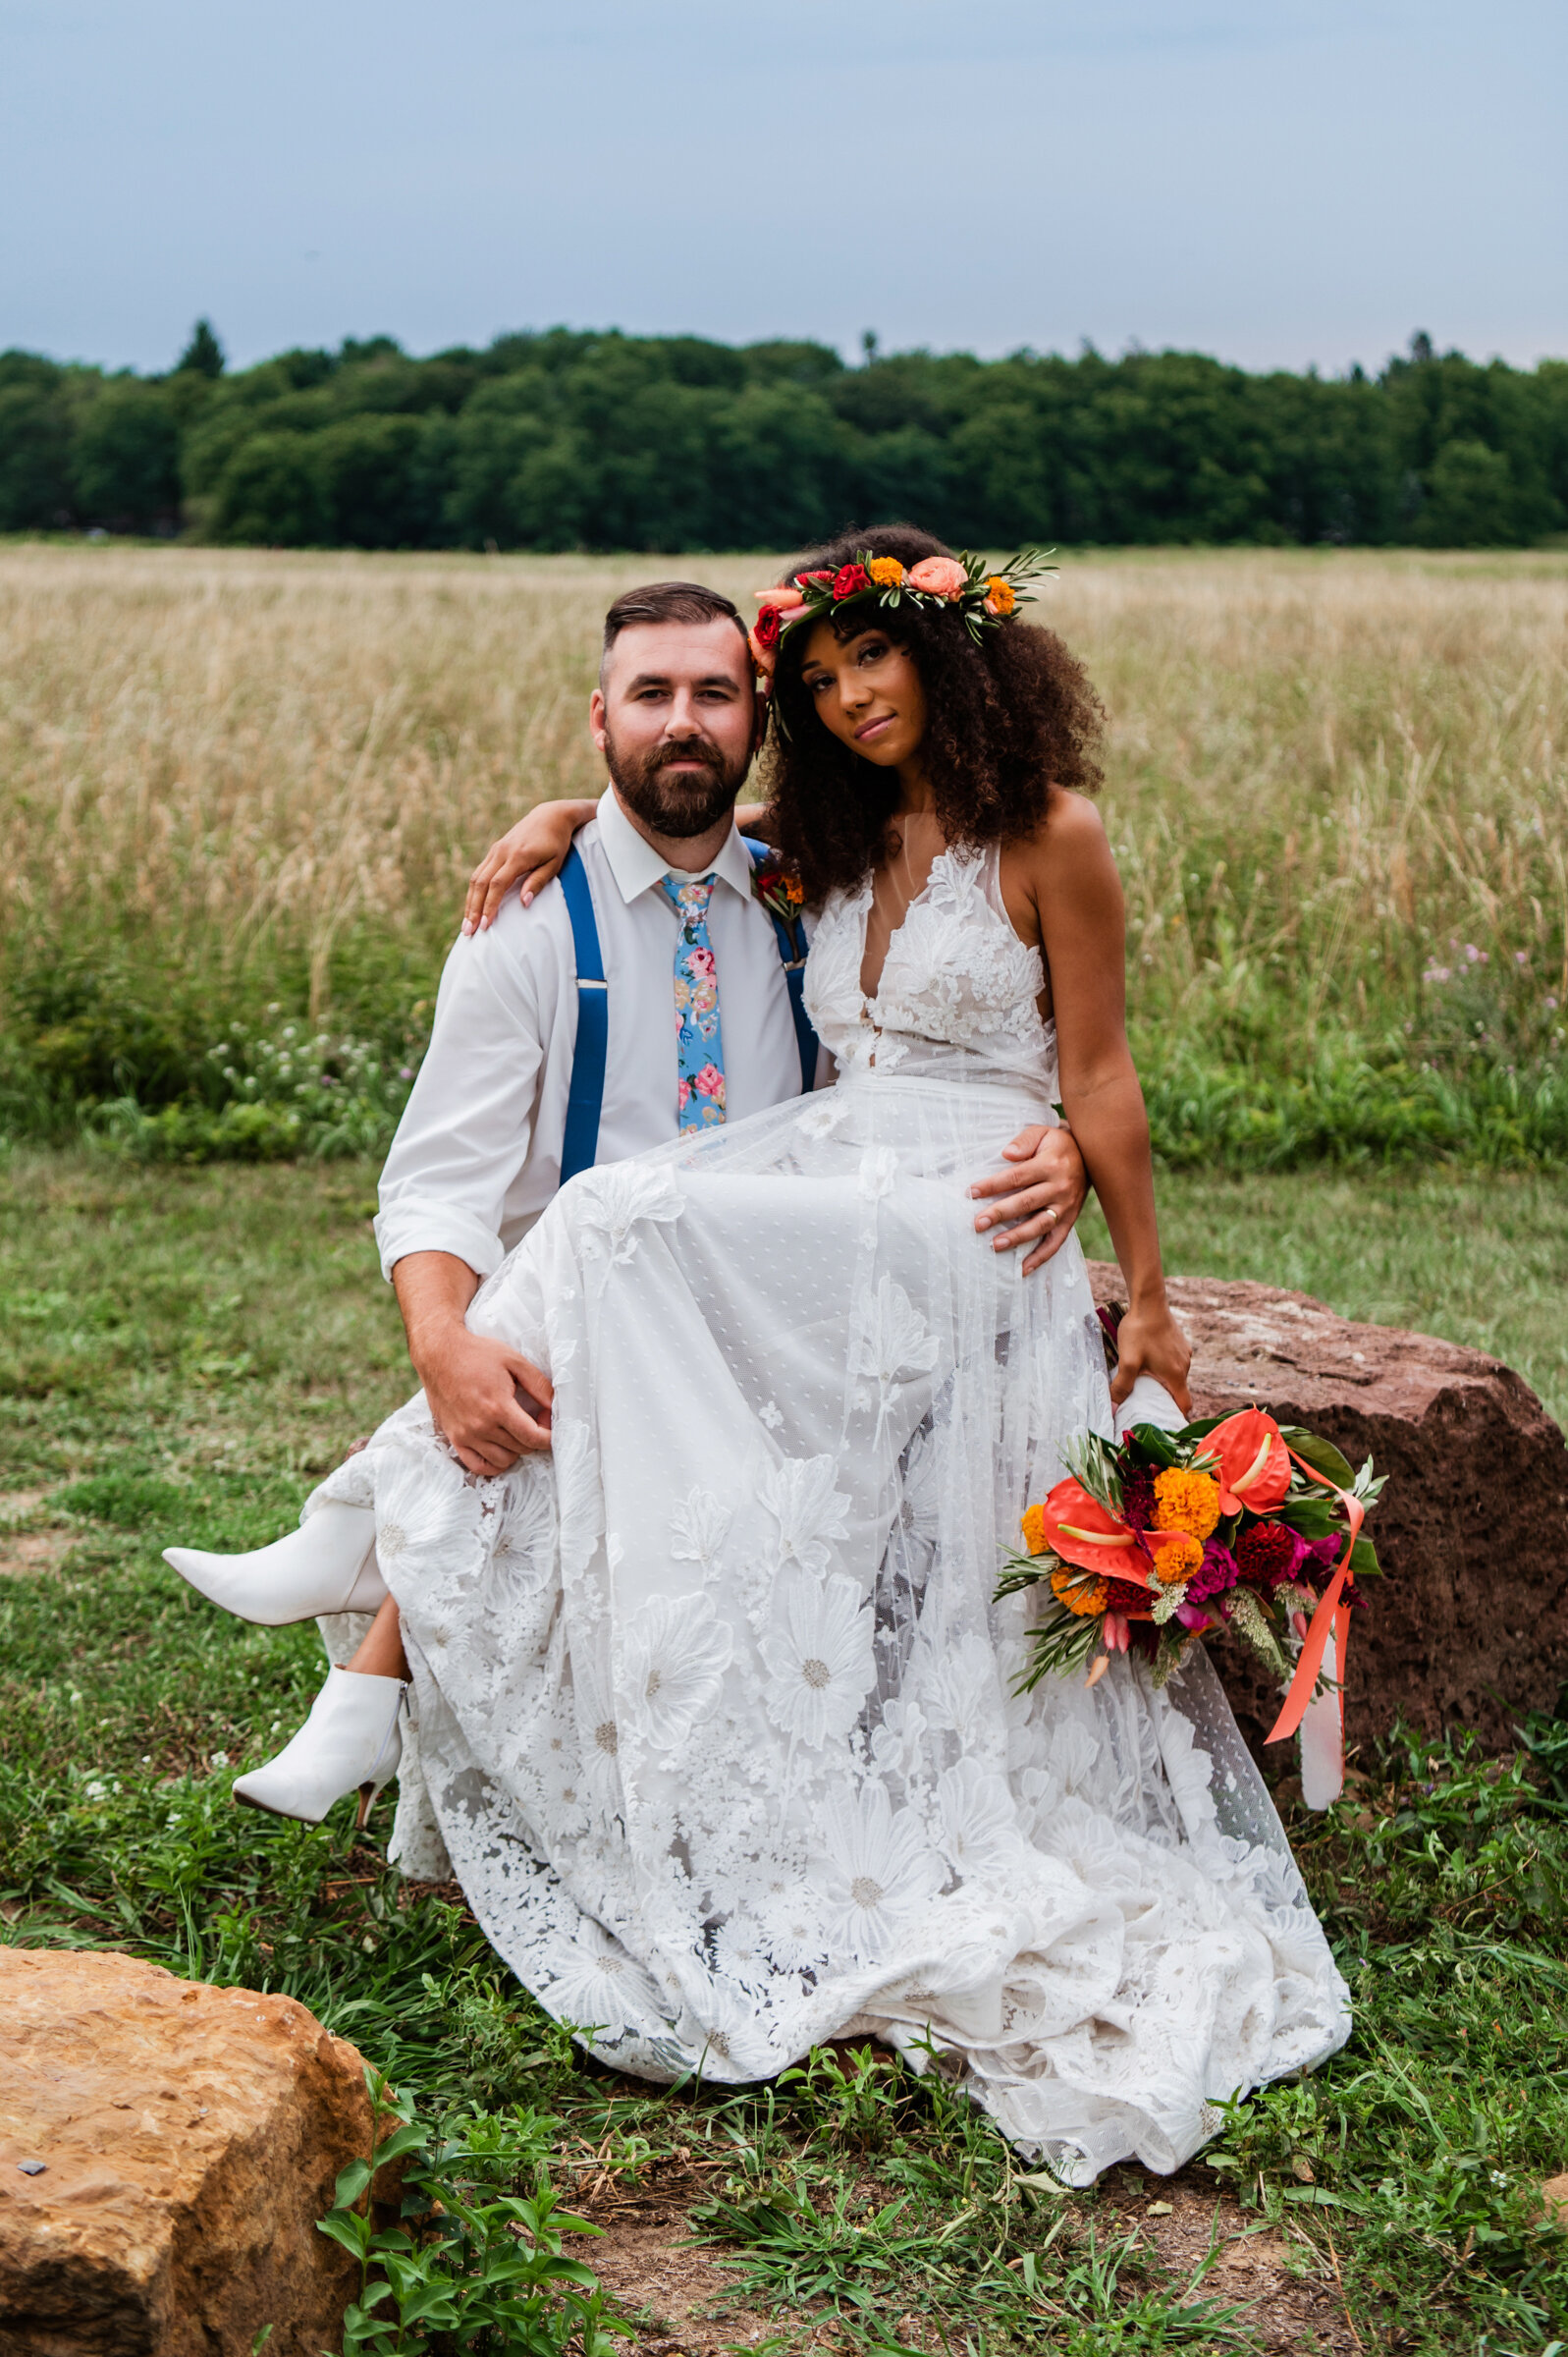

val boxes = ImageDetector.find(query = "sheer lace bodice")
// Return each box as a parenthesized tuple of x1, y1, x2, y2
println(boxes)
(806, 841, 1055, 1089)
(314, 834, 1350, 2184)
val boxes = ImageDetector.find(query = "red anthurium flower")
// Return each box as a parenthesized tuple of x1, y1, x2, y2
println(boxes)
(1201, 1408, 1291, 1515)
(1039, 1476, 1144, 1578)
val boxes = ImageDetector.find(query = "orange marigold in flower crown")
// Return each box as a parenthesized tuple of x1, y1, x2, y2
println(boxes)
(983, 575, 1016, 617)
(868, 556, 906, 588)
(1152, 1466, 1220, 1542)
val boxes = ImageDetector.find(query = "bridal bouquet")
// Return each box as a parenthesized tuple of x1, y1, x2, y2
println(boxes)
(1000, 1402, 1384, 1747)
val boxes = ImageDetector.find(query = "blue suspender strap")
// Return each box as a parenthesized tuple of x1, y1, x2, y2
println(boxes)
(558, 843, 608, 1185)
(776, 917, 817, 1095)
(743, 838, 819, 1095)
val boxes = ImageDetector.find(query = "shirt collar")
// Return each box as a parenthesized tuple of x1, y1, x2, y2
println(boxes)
(595, 787, 756, 907)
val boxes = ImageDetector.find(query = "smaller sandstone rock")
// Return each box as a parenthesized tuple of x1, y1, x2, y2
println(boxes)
(0, 1946, 390, 2356)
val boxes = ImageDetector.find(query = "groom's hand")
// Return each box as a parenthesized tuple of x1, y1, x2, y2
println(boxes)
(416, 1326, 555, 1475)
(970, 1124, 1089, 1277)
(394, 1253, 554, 1475)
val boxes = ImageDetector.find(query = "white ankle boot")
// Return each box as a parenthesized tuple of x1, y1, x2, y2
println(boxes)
(232, 1667, 407, 1828)
(164, 1503, 388, 1625)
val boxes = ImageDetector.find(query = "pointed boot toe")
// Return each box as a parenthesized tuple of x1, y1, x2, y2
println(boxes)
(163, 1502, 388, 1625)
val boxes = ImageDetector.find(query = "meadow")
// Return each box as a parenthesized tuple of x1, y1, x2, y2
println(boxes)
(2, 540, 1567, 1165)
(4, 543, 1568, 2350)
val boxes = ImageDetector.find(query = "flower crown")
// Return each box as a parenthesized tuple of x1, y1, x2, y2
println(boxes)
(747, 545, 1055, 679)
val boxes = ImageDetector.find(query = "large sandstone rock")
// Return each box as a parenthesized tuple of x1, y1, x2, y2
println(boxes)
(1087, 1264, 1568, 1765)
(0, 1946, 388, 2356)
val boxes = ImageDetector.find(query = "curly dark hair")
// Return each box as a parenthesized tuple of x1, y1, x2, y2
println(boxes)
(759, 523, 1105, 904)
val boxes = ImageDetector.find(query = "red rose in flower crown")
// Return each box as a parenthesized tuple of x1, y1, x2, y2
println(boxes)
(752, 604, 783, 653)
(832, 563, 873, 601)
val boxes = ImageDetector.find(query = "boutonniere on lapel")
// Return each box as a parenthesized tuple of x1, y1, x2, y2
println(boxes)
(749, 857, 806, 928)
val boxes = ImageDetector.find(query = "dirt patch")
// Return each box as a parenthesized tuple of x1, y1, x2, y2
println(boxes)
(0, 1490, 52, 1518)
(0, 1490, 79, 1579)
(568, 2160, 1363, 2356)
(570, 2160, 805, 2353)
(1100, 2165, 1361, 2355)
(0, 1526, 76, 1578)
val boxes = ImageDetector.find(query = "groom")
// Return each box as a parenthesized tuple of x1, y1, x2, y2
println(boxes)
(378, 578, 1089, 1474)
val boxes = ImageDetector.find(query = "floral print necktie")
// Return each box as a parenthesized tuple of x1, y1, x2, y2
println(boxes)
(661, 875, 726, 1129)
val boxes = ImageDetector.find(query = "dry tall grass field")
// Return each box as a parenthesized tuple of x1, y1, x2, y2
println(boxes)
(2, 540, 1566, 1160)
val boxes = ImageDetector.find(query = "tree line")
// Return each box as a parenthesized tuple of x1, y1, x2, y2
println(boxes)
(2, 318, 1564, 551)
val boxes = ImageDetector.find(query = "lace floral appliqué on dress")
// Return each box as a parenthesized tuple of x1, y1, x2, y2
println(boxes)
(313, 839, 1349, 2185)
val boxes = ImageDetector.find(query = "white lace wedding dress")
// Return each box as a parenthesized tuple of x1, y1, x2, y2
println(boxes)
(313, 844, 1349, 2182)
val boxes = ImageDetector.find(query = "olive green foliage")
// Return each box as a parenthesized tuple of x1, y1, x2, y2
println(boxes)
(3, 1152, 1568, 2352)
(3, 321, 1566, 548)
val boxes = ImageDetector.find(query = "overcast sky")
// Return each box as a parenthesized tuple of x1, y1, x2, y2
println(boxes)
(2, 0, 1562, 378)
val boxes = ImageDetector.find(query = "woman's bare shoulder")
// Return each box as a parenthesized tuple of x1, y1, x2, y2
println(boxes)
(1014, 789, 1114, 885)
(1041, 787, 1108, 847)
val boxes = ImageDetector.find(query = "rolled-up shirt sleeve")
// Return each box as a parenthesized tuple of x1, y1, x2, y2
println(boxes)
(373, 919, 550, 1283)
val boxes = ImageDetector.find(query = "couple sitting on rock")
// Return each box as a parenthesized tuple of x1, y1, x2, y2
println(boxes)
(164, 528, 1349, 2187)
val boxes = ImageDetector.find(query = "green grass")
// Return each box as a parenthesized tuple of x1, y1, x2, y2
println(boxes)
(3, 1150, 1567, 2353)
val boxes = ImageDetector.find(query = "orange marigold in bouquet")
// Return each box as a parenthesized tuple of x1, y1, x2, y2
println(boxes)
(1051, 1566, 1108, 1617)
(1152, 1466, 1220, 1541)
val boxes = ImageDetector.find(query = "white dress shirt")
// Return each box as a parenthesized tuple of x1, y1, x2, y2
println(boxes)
(374, 790, 816, 1281)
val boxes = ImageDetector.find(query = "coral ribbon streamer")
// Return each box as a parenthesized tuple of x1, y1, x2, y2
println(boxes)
(1264, 1449, 1364, 1751)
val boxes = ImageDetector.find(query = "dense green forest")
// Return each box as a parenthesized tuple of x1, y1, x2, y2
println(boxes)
(2, 319, 1564, 551)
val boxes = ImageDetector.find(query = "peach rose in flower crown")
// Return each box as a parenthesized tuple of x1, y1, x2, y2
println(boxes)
(906, 556, 968, 601)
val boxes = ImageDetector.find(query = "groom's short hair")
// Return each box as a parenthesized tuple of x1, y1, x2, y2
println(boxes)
(602, 581, 751, 679)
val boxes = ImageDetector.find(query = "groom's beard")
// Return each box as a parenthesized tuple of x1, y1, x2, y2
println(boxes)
(603, 723, 747, 841)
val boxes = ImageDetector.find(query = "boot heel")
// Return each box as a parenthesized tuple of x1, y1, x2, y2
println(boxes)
(355, 1774, 393, 1832)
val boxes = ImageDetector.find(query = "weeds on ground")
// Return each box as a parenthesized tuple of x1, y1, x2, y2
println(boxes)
(317, 2067, 625, 2355)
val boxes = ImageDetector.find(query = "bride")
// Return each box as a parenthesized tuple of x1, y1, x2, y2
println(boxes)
(169, 527, 1349, 2182)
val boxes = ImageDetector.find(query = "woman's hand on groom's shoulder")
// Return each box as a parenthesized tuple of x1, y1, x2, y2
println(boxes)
(462, 798, 598, 935)
(969, 1124, 1088, 1277)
